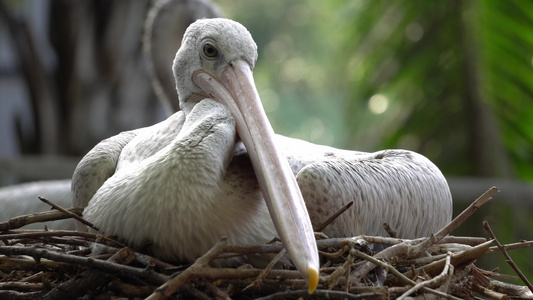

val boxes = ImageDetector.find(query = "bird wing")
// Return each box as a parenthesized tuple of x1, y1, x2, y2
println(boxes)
(295, 149, 452, 239)
(71, 130, 138, 230)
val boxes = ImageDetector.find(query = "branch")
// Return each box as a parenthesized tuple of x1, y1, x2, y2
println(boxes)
(487, 240, 533, 253)
(0, 208, 83, 231)
(397, 252, 453, 299)
(314, 201, 354, 232)
(38, 197, 98, 231)
(0, 230, 126, 248)
(0, 246, 167, 285)
(409, 186, 498, 256)
(352, 249, 461, 300)
(146, 238, 229, 300)
(255, 289, 380, 300)
(483, 220, 533, 294)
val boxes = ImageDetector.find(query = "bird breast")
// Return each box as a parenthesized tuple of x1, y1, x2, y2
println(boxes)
(83, 99, 277, 261)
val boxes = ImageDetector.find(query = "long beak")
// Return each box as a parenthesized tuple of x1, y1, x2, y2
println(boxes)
(193, 60, 319, 293)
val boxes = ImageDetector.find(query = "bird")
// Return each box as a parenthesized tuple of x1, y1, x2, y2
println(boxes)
(71, 17, 452, 293)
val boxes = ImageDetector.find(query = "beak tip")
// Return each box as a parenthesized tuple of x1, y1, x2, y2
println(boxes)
(307, 265, 319, 294)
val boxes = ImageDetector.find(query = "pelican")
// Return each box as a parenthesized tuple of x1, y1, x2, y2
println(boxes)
(71, 18, 452, 293)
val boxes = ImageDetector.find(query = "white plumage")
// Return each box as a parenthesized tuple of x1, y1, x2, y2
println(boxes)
(0, 11, 452, 292)
(71, 19, 452, 283)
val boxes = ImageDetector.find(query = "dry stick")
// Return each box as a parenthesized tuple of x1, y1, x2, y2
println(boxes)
(243, 248, 287, 292)
(200, 279, 230, 299)
(255, 289, 378, 300)
(351, 250, 461, 300)
(315, 201, 354, 232)
(476, 267, 518, 281)
(352, 188, 497, 283)
(246, 200, 356, 291)
(218, 235, 485, 256)
(443, 236, 487, 245)
(42, 248, 139, 299)
(0, 245, 167, 285)
(0, 208, 83, 231)
(383, 222, 397, 238)
(0, 290, 42, 300)
(399, 253, 448, 266)
(147, 238, 320, 300)
(146, 238, 229, 300)
(472, 283, 511, 300)
(409, 186, 499, 256)
(400, 240, 493, 284)
(487, 240, 533, 253)
(133, 252, 177, 270)
(0, 230, 126, 248)
(108, 279, 154, 298)
(19, 271, 44, 283)
(0, 281, 44, 292)
(483, 220, 533, 294)
(324, 246, 354, 289)
(319, 244, 350, 259)
(397, 252, 454, 299)
(38, 196, 98, 231)
(489, 279, 533, 298)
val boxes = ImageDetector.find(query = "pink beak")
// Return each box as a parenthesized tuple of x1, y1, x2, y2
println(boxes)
(194, 59, 319, 293)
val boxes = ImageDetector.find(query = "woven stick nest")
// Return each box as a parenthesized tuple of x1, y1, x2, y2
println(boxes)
(1, 187, 532, 299)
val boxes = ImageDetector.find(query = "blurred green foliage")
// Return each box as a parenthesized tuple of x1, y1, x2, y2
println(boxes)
(218, 0, 533, 283)
(219, 0, 533, 180)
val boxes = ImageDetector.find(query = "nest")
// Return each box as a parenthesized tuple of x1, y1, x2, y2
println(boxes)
(1, 187, 532, 299)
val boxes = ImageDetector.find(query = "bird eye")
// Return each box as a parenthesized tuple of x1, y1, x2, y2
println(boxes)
(202, 42, 218, 58)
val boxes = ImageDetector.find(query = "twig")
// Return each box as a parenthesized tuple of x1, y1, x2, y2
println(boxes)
(108, 279, 153, 298)
(351, 250, 461, 300)
(473, 283, 511, 300)
(255, 289, 381, 300)
(42, 247, 140, 298)
(38, 197, 98, 231)
(0, 245, 167, 285)
(243, 248, 287, 291)
(315, 201, 354, 232)
(396, 240, 493, 283)
(409, 186, 498, 256)
(475, 267, 518, 281)
(133, 252, 177, 270)
(0, 230, 126, 248)
(397, 252, 454, 299)
(218, 235, 485, 255)
(0, 290, 42, 300)
(319, 244, 351, 259)
(383, 223, 397, 238)
(0, 208, 83, 231)
(146, 238, 229, 300)
(483, 220, 533, 294)
(0, 255, 80, 273)
(487, 240, 533, 253)
(146, 237, 327, 300)
(490, 278, 533, 299)
(40, 269, 114, 299)
(19, 271, 44, 282)
(324, 246, 354, 289)
(0, 281, 45, 292)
